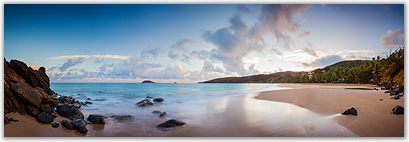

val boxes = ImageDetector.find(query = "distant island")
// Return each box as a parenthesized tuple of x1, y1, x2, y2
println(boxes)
(142, 80, 155, 83)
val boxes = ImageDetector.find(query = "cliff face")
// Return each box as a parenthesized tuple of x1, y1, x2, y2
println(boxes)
(4, 58, 55, 115)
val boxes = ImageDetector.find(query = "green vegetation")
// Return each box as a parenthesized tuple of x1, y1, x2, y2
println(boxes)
(202, 47, 404, 87)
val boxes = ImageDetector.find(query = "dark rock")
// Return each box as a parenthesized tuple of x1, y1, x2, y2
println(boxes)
(62, 120, 76, 130)
(26, 105, 41, 117)
(385, 90, 390, 93)
(37, 112, 54, 124)
(4, 116, 9, 124)
(73, 102, 82, 108)
(87, 114, 105, 124)
(86, 98, 91, 100)
(85, 101, 93, 104)
(390, 91, 399, 96)
(341, 107, 358, 116)
(381, 87, 386, 90)
(50, 114, 58, 119)
(153, 98, 164, 102)
(70, 109, 84, 120)
(10, 81, 42, 108)
(392, 105, 404, 115)
(56, 104, 75, 118)
(391, 95, 400, 100)
(94, 99, 105, 101)
(34, 87, 49, 100)
(38, 67, 50, 86)
(159, 112, 167, 117)
(111, 115, 133, 120)
(9, 118, 15, 121)
(71, 119, 88, 134)
(51, 123, 60, 128)
(136, 99, 154, 106)
(380, 99, 383, 101)
(397, 85, 404, 93)
(142, 80, 155, 83)
(152, 110, 162, 114)
(42, 99, 58, 107)
(146, 96, 153, 99)
(41, 104, 52, 114)
(156, 119, 186, 128)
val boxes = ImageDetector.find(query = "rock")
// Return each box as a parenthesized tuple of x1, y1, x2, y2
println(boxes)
(390, 90, 399, 96)
(111, 115, 133, 120)
(10, 81, 42, 108)
(86, 98, 91, 100)
(385, 90, 390, 93)
(26, 105, 41, 117)
(5, 116, 9, 124)
(136, 99, 154, 107)
(146, 96, 153, 99)
(397, 85, 404, 92)
(62, 120, 76, 130)
(73, 102, 82, 108)
(81, 102, 88, 106)
(152, 110, 162, 114)
(99, 91, 102, 93)
(85, 101, 93, 104)
(38, 67, 50, 86)
(142, 80, 155, 83)
(87, 114, 105, 124)
(37, 112, 54, 124)
(70, 109, 84, 120)
(392, 105, 404, 115)
(56, 104, 75, 118)
(94, 99, 105, 101)
(159, 112, 167, 117)
(381, 87, 386, 90)
(341, 107, 358, 116)
(41, 104, 52, 114)
(391, 95, 400, 100)
(153, 98, 164, 102)
(156, 119, 186, 128)
(71, 119, 88, 134)
(34, 87, 49, 99)
(51, 123, 60, 128)
(42, 99, 58, 107)
(380, 99, 383, 101)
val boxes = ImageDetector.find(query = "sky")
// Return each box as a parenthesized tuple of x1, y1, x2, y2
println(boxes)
(4, 4, 405, 83)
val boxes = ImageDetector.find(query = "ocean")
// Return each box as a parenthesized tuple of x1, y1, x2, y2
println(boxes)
(50, 83, 357, 137)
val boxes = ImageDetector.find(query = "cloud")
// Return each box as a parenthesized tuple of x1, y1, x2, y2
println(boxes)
(94, 58, 107, 64)
(202, 60, 224, 73)
(180, 54, 191, 64)
(58, 58, 86, 72)
(301, 47, 318, 57)
(168, 51, 179, 59)
(202, 4, 312, 75)
(248, 64, 260, 74)
(380, 29, 404, 48)
(301, 55, 343, 68)
(270, 48, 283, 56)
(47, 55, 90, 60)
(140, 47, 164, 58)
(298, 31, 311, 38)
(237, 5, 251, 14)
(99, 63, 114, 72)
(92, 54, 131, 60)
(170, 38, 197, 51)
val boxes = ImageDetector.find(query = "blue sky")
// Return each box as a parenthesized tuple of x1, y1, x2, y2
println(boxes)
(4, 4, 404, 83)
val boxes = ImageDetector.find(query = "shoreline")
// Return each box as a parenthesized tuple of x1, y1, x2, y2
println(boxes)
(255, 83, 404, 137)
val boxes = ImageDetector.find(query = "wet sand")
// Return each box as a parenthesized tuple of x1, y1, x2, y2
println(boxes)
(255, 83, 404, 137)
(4, 83, 404, 137)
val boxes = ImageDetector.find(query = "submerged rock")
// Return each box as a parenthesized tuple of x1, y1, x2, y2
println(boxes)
(159, 112, 167, 117)
(94, 99, 106, 101)
(156, 119, 186, 128)
(37, 112, 54, 124)
(153, 98, 164, 102)
(87, 114, 105, 124)
(341, 107, 357, 116)
(146, 96, 153, 99)
(51, 123, 60, 128)
(136, 99, 154, 106)
(111, 115, 133, 120)
(62, 120, 76, 130)
(392, 105, 404, 115)
(85, 101, 93, 104)
(152, 110, 162, 114)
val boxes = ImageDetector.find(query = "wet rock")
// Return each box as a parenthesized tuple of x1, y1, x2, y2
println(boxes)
(136, 99, 154, 106)
(152, 110, 162, 114)
(153, 98, 164, 102)
(41, 104, 52, 114)
(73, 102, 82, 108)
(87, 114, 105, 124)
(56, 104, 75, 118)
(62, 120, 76, 130)
(70, 109, 84, 120)
(94, 99, 105, 101)
(81, 102, 88, 106)
(37, 112, 54, 124)
(341, 107, 358, 116)
(51, 123, 60, 128)
(146, 96, 153, 99)
(385, 90, 390, 93)
(71, 119, 88, 134)
(111, 115, 133, 120)
(159, 112, 167, 117)
(390, 90, 399, 96)
(86, 98, 91, 100)
(26, 104, 41, 117)
(4, 116, 9, 124)
(397, 85, 404, 93)
(391, 95, 400, 100)
(85, 101, 93, 104)
(156, 119, 186, 128)
(42, 99, 58, 107)
(10, 81, 42, 108)
(392, 105, 404, 115)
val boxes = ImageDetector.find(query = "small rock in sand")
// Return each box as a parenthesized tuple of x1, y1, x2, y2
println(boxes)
(341, 107, 357, 116)
(392, 105, 404, 115)
(156, 119, 185, 128)
(51, 123, 60, 128)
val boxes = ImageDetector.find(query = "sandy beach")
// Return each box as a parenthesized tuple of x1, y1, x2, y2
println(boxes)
(4, 83, 404, 137)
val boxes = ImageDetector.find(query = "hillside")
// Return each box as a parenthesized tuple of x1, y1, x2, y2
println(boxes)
(323, 60, 367, 71)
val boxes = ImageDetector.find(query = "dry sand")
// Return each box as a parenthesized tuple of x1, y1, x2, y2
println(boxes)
(255, 83, 404, 137)
(3, 83, 404, 137)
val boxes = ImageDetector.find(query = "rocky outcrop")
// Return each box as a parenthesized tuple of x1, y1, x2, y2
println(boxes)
(71, 119, 88, 134)
(37, 112, 54, 124)
(341, 107, 358, 116)
(156, 119, 186, 128)
(87, 114, 105, 124)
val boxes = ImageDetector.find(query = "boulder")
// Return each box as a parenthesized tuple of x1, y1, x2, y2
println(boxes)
(110, 115, 133, 120)
(86, 98, 91, 100)
(391, 95, 400, 100)
(156, 119, 186, 128)
(397, 85, 404, 93)
(159, 112, 167, 117)
(56, 104, 75, 118)
(71, 119, 88, 134)
(70, 109, 84, 120)
(62, 120, 76, 130)
(38, 67, 50, 86)
(51, 123, 60, 128)
(4, 116, 9, 124)
(34, 87, 49, 99)
(153, 98, 164, 102)
(10, 81, 42, 108)
(146, 96, 153, 99)
(152, 110, 162, 114)
(390, 91, 399, 96)
(94, 99, 105, 101)
(384, 90, 390, 93)
(26, 105, 41, 117)
(37, 112, 54, 124)
(41, 104, 52, 114)
(85, 101, 93, 104)
(87, 114, 105, 124)
(42, 99, 58, 107)
(341, 107, 358, 116)
(136, 100, 154, 106)
(392, 105, 404, 115)
(73, 102, 82, 108)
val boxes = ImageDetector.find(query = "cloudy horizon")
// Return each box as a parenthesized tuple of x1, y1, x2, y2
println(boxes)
(4, 4, 404, 83)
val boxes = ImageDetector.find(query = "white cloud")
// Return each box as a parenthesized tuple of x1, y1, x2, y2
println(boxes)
(92, 54, 131, 60)
(380, 29, 404, 49)
(47, 55, 91, 60)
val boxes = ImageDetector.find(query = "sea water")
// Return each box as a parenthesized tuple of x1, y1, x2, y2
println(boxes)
(50, 83, 357, 137)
